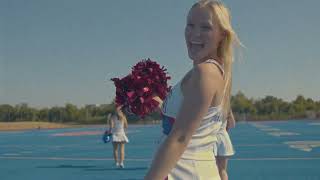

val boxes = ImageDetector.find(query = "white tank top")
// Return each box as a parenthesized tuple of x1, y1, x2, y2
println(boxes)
(160, 59, 225, 159)
(112, 117, 125, 134)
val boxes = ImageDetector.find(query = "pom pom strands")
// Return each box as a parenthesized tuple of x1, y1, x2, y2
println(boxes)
(111, 59, 171, 117)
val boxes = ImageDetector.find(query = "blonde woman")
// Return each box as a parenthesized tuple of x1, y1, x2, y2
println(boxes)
(108, 107, 129, 168)
(145, 0, 240, 179)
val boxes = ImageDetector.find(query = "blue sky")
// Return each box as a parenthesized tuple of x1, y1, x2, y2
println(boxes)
(1, 0, 320, 108)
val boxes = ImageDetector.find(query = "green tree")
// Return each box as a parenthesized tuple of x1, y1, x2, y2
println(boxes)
(65, 103, 79, 122)
(231, 91, 256, 114)
(0, 105, 15, 122)
(38, 108, 49, 121)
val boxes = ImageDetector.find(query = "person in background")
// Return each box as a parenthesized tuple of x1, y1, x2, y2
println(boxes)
(108, 106, 129, 168)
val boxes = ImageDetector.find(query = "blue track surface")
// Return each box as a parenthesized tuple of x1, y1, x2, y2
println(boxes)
(1, 120, 320, 180)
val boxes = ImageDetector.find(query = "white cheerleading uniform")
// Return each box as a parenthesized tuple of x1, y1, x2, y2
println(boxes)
(111, 117, 129, 143)
(212, 119, 235, 157)
(159, 59, 226, 180)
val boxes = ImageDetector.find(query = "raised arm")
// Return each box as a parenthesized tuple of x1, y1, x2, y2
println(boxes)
(144, 63, 223, 180)
(152, 95, 164, 113)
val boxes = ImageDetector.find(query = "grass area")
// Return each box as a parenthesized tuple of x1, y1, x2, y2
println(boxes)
(0, 121, 72, 131)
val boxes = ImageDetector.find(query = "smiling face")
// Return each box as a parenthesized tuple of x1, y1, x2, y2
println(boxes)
(185, 6, 223, 64)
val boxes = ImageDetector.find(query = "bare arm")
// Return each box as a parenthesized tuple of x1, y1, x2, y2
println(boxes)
(123, 115, 128, 129)
(116, 106, 128, 129)
(108, 114, 113, 131)
(144, 64, 223, 180)
(226, 110, 236, 131)
(152, 96, 164, 113)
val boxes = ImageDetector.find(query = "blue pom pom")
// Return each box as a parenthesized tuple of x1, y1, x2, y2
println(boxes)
(102, 130, 112, 143)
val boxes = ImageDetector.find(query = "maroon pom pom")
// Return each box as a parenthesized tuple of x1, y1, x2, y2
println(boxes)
(111, 59, 171, 118)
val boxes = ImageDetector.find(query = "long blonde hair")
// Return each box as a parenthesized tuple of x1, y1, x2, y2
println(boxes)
(193, 0, 242, 117)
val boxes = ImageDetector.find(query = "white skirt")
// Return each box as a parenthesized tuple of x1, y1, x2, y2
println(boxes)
(156, 135, 221, 180)
(167, 151, 221, 180)
(213, 130, 235, 157)
(112, 132, 129, 143)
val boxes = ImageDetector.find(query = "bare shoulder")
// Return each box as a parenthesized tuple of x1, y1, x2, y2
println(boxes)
(191, 62, 224, 86)
(184, 62, 224, 106)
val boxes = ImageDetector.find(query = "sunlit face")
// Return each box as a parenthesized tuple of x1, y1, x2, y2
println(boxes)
(185, 6, 223, 63)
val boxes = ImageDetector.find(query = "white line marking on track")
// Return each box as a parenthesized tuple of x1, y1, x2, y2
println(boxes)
(268, 132, 300, 137)
(260, 128, 281, 131)
(2, 153, 20, 156)
(284, 141, 320, 152)
(1, 156, 320, 161)
(0, 156, 151, 161)
(309, 123, 320, 126)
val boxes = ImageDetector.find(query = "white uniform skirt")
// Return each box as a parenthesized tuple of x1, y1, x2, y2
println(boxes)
(156, 135, 221, 180)
(112, 132, 129, 143)
(212, 130, 235, 157)
(167, 151, 221, 180)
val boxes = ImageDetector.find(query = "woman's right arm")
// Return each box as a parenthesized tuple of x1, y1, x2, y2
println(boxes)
(116, 107, 128, 129)
(122, 114, 128, 129)
(108, 115, 113, 131)
(226, 110, 236, 130)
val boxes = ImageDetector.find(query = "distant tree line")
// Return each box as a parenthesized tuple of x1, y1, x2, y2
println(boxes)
(231, 92, 320, 121)
(1, 92, 319, 123)
(0, 102, 160, 124)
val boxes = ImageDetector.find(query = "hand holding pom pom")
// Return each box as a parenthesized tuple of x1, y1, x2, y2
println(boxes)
(111, 59, 171, 118)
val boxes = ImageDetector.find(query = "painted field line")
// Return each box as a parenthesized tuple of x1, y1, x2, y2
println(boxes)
(1, 156, 320, 161)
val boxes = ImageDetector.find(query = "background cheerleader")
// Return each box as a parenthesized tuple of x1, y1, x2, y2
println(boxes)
(108, 106, 129, 168)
